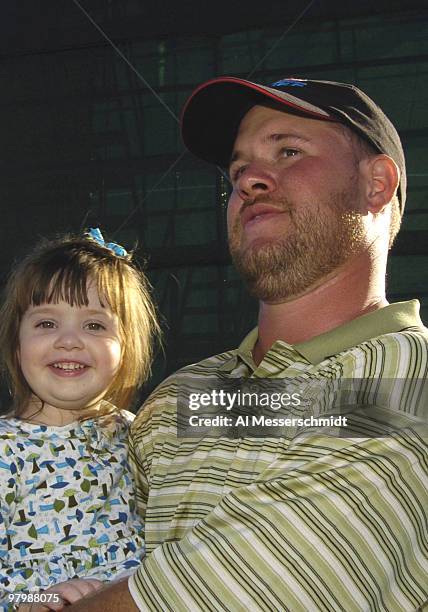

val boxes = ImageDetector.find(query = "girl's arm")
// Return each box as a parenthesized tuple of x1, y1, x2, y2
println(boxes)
(0, 439, 20, 605)
(17, 579, 104, 612)
(67, 579, 137, 612)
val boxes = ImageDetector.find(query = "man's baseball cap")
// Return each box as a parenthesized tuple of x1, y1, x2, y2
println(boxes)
(181, 76, 406, 212)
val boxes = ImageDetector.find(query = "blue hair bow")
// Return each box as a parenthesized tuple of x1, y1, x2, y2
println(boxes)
(87, 228, 128, 257)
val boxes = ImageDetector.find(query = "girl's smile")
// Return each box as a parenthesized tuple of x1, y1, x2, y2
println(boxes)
(18, 283, 122, 425)
(49, 360, 89, 375)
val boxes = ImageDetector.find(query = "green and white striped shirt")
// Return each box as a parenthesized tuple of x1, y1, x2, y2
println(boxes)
(129, 300, 428, 611)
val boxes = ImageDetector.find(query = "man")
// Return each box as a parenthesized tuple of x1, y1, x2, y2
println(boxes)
(67, 78, 428, 611)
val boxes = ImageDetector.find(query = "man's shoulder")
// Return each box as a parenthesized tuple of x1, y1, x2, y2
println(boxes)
(381, 323, 428, 338)
(157, 346, 238, 386)
(374, 325, 428, 350)
(131, 347, 238, 430)
(340, 326, 428, 387)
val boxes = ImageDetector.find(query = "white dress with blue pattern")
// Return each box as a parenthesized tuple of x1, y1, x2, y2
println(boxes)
(0, 411, 145, 609)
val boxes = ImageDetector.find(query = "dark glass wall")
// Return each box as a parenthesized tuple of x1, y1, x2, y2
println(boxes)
(0, 4, 427, 406)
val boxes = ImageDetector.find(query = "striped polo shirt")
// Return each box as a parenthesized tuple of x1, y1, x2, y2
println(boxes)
(129, 300, 428, 611)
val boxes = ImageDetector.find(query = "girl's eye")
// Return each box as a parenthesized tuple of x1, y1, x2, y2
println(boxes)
(85, 322, 106, 331)
(36, 320, 56, 329)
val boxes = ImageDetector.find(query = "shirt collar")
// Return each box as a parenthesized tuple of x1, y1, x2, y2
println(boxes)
(220, 300, 424, 371)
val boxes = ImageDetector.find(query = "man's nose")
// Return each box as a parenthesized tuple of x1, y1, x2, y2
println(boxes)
(53, 328, 84, 350)
(235, 164, 277, 200)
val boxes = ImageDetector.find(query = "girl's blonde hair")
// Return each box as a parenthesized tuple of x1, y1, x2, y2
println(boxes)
(0, 234, 160, 417)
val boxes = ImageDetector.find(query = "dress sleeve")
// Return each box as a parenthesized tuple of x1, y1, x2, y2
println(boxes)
(128, 431, 428, 612)
(0, 436, 52, 600)
(0, 439, 24, 601)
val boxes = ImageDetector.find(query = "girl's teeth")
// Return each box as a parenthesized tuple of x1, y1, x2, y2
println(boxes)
(53, 363, 85, 370)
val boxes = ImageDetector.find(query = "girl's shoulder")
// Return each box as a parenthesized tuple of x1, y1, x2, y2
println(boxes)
(95, 409, 135, 436)
(0, 409, 135, 441)
(0, 416, 48, 456)
(0, 415, 25, 437)
(117, 409, 136, 425)
(0, 415, 63, 437)
(0, 417, 26, 469)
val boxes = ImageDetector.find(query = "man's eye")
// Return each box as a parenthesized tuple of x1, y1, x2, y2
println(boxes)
(36, 320, 56, 329)
(281, 148, 299, 157)
(230, 165, 247, 182)
(85, 322, 106, 331)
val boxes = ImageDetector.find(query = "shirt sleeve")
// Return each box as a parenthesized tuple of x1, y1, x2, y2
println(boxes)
(128, 431, 149, 523)
(128, 431, 428, 612)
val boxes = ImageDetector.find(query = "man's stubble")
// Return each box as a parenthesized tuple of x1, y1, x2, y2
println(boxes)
(228, 188, 367, 303)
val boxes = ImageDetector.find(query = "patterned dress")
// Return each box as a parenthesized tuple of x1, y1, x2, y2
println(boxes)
(0, 411, 145, 609)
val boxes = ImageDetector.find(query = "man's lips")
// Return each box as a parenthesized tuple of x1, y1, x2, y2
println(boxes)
(240, 204, 285, 228)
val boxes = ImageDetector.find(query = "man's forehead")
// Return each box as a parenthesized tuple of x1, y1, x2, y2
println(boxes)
(237, 103, 336, 133)
(230, 105, 357, 167)
(234, 103, 343, 144)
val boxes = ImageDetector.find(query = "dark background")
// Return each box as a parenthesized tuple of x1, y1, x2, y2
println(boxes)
(0, 0, 427, 405)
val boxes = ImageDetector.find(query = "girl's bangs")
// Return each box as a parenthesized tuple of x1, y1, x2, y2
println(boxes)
(23, 262, 123, 318)
(24, 266, 91, 310)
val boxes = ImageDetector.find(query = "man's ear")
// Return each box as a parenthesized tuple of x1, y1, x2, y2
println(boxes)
(363, 154, 400, 213)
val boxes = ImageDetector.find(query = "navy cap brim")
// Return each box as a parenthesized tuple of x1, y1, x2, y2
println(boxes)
(181, 77, 332, 168)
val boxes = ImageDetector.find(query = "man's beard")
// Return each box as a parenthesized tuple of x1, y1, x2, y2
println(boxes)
(228, 190, 367, 303)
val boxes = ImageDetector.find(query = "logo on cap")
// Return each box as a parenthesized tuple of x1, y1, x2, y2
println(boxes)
(271, 79, 307, 88)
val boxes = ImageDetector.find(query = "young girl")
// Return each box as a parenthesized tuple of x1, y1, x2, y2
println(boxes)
(0, 231, 160, 610)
